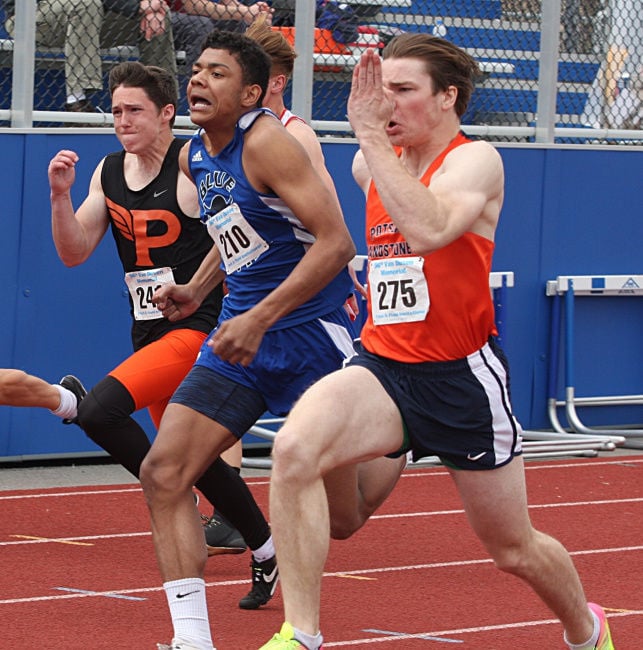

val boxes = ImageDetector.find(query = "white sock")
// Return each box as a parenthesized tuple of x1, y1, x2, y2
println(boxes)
(252, 535, 275, 563)
(163, 578, 213, 649)
(50, 384, 78, 419)
(564, 607, 600, 649)
(293, 627, 323, 650)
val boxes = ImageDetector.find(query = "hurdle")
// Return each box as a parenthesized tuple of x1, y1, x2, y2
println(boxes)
(546, 274, 643, 444)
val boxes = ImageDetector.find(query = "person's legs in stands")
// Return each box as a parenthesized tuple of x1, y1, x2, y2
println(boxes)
(6, 0, 104, 111)
(58, 0, 104, 108)
(101, 11, 176, 76)
(138, 10, 177, 76)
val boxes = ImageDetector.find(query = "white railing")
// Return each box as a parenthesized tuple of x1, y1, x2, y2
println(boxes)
(3, 0, 642, 144)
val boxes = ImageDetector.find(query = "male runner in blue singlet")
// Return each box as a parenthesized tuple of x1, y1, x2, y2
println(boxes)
(139, 31, 356, 650)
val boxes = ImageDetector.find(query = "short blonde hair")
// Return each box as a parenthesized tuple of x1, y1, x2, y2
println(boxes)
(245, 14, 297, 78)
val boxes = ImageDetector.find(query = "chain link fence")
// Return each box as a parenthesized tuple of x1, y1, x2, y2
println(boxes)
(1, 0, 641, 144)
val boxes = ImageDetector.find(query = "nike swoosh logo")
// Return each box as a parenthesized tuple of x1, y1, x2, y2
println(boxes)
(176, 590, 200, 599)
(154, 189, 168, 198)
(466, 451, 487, 461)
(262, 567, 278, 583)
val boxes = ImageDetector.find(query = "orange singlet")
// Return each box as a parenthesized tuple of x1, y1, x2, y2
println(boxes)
(360, 132, 497, 363)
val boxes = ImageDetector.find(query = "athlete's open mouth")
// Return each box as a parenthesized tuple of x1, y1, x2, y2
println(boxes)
(189, 94, 212, 110)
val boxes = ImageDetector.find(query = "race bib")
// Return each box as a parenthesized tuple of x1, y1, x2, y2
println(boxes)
(205, 202, 269, 274)
(368, 256, 429, 325)
(124, 267, 175, 321)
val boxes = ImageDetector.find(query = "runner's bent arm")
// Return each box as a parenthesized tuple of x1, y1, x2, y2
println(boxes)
(239, 116, 355, 330)
(153, 151, 227, 318)
(348, 50, 502, 253)
(49, 151, 110, 267)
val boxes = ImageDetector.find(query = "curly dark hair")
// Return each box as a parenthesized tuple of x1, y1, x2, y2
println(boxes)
(199, 30, 272, 107)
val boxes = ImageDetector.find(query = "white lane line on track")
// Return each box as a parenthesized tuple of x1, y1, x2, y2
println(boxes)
(0, 545, 641, 605)
(0, 487, 141, 500)
(324, 609, 643, 646)
(363, 627, 463, 644)
(0, 577, 250, 604)
(0, 531, 150, 547)
(1, 497, 641, 548)
(54, 587, 146, 601)
(10, 534, 93, 546)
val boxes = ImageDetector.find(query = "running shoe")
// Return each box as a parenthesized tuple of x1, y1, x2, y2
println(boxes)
(588, 603, 615, 649)
(59, 374, 87, 425)
(259, 623, 316, 649)
(238, 555, 278, 609)
(202, 512, 247, 556)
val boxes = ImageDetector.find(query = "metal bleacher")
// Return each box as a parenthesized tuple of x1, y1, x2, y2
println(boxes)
(0, 1, 602, 133)
(368, 0, 601, 130)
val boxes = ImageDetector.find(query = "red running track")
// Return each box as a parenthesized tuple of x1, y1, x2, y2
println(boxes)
(0, 455, 641, 649)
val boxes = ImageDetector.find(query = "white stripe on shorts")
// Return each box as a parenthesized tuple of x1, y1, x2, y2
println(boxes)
(319, 318, 357, 361)
(467, 343, 524, 464)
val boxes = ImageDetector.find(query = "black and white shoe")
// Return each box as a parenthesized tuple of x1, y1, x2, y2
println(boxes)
(238, 555, 279, 610)
(59, 374, 87, 425)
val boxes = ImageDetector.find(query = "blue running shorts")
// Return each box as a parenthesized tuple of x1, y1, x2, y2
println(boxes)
(171, 306, 356, 437)
(347, 338, 523, 470)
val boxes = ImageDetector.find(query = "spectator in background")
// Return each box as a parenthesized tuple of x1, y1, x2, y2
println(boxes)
(102, 0, 177, 78)
(2, 0, 176, 114)
(581, 0, 642, 129)
(267, 0, 360, 45)
(3, 0, 105, 113)
(170, 0, 273, 69)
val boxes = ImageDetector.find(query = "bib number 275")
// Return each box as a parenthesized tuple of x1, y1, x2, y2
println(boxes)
(368, 256, 429, 325)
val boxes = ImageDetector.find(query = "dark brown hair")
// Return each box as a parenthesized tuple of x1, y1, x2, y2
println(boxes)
(383, 33, 481, 117)
(108, 61, 178, 126)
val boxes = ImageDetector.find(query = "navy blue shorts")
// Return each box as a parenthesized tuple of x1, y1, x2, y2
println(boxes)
(347, 339, 523, 470)
(171, 306, 356, 437)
